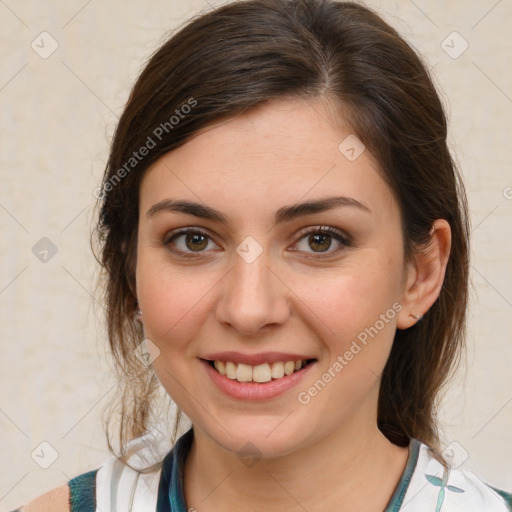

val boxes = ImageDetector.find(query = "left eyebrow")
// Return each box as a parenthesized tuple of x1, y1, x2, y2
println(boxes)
(146, 196, 371, 225)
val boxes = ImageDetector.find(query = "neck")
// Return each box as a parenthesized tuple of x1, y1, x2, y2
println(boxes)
(183, 420, 409, 512)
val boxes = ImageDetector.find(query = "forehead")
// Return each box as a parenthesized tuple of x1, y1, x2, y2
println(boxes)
(139, 98, 398, 224)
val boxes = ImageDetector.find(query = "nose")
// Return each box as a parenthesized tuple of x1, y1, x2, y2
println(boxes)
(215, 249, 290, 336)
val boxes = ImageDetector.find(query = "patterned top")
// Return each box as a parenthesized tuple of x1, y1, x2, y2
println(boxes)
(11, 428, 512, 511)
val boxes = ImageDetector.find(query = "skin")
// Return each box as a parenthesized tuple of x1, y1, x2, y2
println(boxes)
(136, 97, 451, 511)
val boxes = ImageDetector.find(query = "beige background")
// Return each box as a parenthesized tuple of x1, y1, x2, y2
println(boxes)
(0, 0, 511, 509)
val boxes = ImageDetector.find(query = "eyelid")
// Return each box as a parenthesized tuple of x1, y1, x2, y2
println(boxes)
(294, 225, 351, 243)
(163, 226, 213, 244)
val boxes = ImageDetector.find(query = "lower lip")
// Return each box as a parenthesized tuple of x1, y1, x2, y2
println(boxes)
(201, 359, 316, 401)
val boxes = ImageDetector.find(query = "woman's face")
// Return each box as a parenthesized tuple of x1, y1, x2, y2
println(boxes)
(136, 98, 414, 457)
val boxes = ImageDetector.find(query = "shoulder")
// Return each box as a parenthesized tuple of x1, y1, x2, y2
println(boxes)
(11, 469, 98, 512)
(11, 430, 172, 512)
(447, 467, 512, 511)
(16, 484, 70, 512)
(408, 440, 512, 511)
(490, 486, 512, 509)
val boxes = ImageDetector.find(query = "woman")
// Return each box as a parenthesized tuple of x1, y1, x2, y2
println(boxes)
(14, 0, 511, 510)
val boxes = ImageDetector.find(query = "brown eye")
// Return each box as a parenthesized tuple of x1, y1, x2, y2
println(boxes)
(164, 228, 218, 256)
(293, 226, 351, 256)
(308, 233, 332, 252)
(184, 232, 208, 251)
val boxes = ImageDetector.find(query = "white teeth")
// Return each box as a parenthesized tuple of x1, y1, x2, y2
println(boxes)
(225, 361, 237, 379)
(253, 363, 272, 383)
(236, 363, 253, 382)
(284, 361, 295, 375)
(211, 359, 309, 382)
(271, 361, 285, 379)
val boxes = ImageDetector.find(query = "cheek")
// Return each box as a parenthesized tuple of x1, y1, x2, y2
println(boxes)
(135, 259, 214, 403)
(137, 278, 191, 343)
(291, 266, 403, 418)
(135, 247, 179, 333)
(135, 249, 223, 358)
(292, 254, 403, 342)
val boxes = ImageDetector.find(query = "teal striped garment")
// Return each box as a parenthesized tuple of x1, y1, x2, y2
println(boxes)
(9, 428, 512, 511)
(68, 470, 97, 512)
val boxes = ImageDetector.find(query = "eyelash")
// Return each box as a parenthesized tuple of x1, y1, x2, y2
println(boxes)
(163, 225, 351, 259)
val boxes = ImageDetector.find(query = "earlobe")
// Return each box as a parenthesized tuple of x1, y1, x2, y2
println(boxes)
(133, 300, 143, 324)
(397, 219, 451, 329)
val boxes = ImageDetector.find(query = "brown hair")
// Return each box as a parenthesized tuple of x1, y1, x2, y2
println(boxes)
(93, 0, 469, 462)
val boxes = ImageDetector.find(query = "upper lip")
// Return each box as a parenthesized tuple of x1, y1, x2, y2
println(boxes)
(201, 351, 316, 366)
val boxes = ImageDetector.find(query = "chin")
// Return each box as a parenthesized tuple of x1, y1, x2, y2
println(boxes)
(197, 413, 311, 460)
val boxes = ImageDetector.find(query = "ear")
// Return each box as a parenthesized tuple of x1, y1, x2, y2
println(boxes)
(396, 219, 451, 329)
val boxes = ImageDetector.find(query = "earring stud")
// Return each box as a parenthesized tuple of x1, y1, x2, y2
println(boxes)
(409, 313, 421, 320)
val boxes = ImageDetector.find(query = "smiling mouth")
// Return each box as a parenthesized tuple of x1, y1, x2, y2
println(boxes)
(205, 359, 317, 383)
